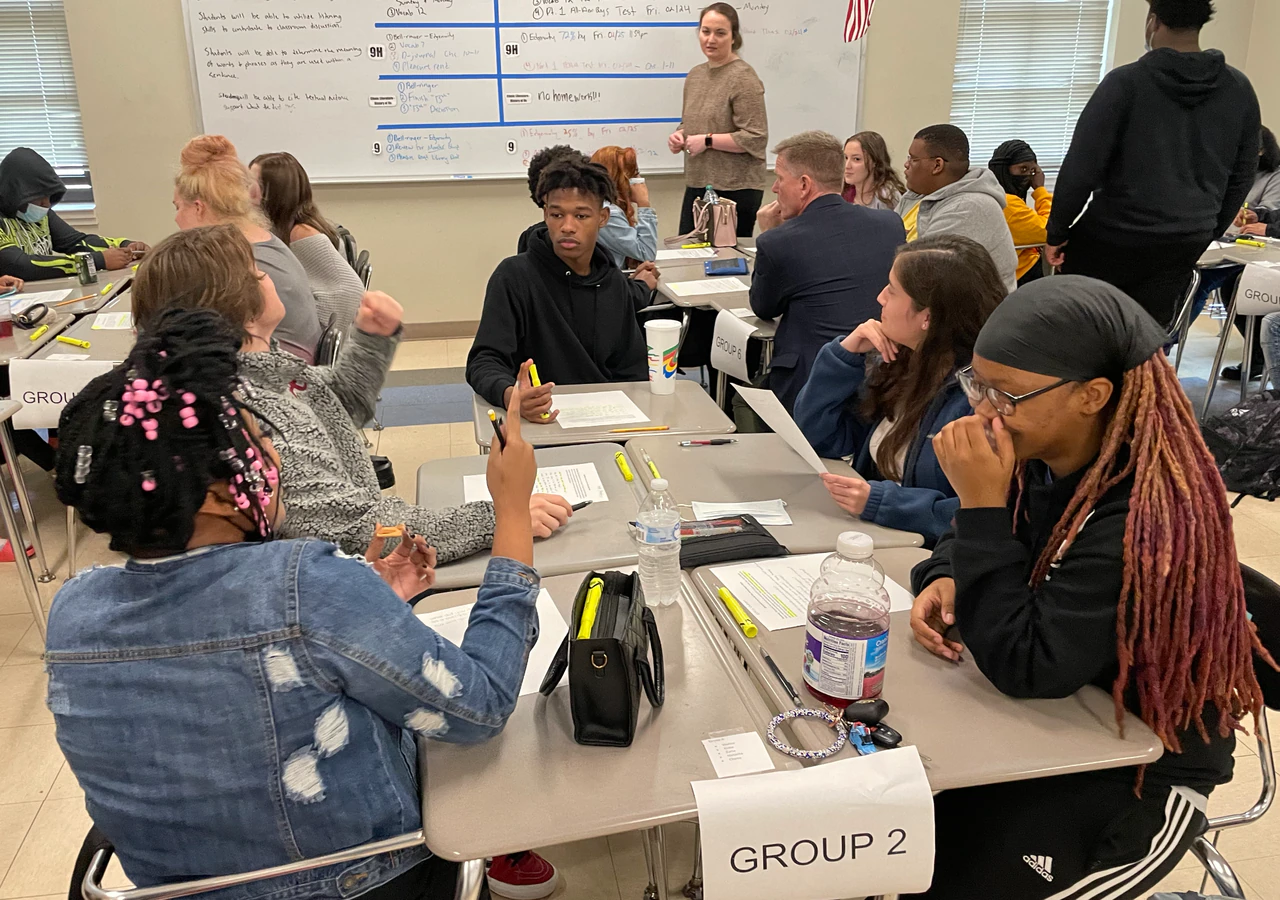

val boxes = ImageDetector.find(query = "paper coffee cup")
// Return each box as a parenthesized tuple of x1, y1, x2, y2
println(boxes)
(645, 319, 681, 395)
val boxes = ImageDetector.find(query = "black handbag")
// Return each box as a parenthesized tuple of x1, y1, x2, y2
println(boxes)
(539, 570, 665, 747)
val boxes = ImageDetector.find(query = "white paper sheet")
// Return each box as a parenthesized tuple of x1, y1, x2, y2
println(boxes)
(44, 353, 90, 360)
(462, 463, 609, 505)
(10, 290, 72, 313)
(416, 589, 568, 696)
(702, 732, 775, 778)
(91, 311, 133, 330)
(730, 307, 756, 318)
(656, 247, 717, 260)
(710, 553, 914, 632)
(710, 308, 756, 382)
(551, 390, 649, 429)
(692, 750, 935, 900)
(733, 386, 827, 475)
(666, 277, 749, 297)
(691, 500, 792, 526)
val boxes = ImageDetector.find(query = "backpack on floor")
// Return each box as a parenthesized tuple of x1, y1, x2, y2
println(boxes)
(1201, 389, 1280, 502)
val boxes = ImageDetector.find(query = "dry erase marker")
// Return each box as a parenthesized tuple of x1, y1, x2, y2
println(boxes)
(679, 439, 737, 446)
(609, 425, 670, 434)
(28, 324, 48, 341)
(487, 408, 507, 451)
(528, 362, 550, 419)
(1236, 238, 1267, 248)
(614, 451, 634, 482)
(718, 586, 758, 638)
(56, 335, 90, 349)
(640, 448, 661, 480)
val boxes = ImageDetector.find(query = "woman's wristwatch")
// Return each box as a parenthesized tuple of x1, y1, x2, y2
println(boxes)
(705, 134, 714, 148)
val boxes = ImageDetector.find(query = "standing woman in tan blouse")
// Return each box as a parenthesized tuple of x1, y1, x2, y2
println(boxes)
(669, 3, 769, 237)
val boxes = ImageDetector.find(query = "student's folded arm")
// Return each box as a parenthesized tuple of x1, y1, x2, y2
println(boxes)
(910, 529, 955, 594)
(861, 481, 959, 548)
(1219, 100, 1264, 236)
(1045, 75, 1129, 245)
(296, 544, 540, 744)
(600, 204, 658, 263)
(466, 267, 524, 408)
(323, 326, 398, 426)
(949, 505, 1126, 700)
(792, 339, 873, 458)
(0, 237, 77, 279)
(1007, 196, 1050, 246)
(48, 212, 128, 264)
(633, 206, 659, 260)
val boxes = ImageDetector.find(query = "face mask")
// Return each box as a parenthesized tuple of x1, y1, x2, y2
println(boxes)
(1010, 174, 1034, 196)
(17, 204, 49, 224)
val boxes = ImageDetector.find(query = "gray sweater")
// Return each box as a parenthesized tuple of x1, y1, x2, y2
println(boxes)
(238, 330, 496, 560)
(252, 235, 322, 362)
(290, 233, 364, 332)
(1246, 169, 1280, 210)
(896, 167, 1019, 293)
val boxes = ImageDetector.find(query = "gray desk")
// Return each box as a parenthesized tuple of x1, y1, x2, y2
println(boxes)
(0, 311, 74, 365)
(416, 443, 643, 590)
(657, 267, 752, 310)
(414, 569, 801, 897)
(1198, 239, 1280, 268)
(625, 433, 924, 552)
(12, 267, 134, 316)
(470, 381, 735, 450)
(31, 293, 134, 362)
(690, 549, 1164, 791)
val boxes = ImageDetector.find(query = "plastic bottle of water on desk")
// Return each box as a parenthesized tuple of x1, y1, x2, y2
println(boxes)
(636, 478, 681, 607)
(802, 531, 891, 706)
(702, 184, 719, 206)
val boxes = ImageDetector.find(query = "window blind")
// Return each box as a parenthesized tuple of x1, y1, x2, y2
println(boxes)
(0, 0, 95, 222)
(950, 0, 1113, 184)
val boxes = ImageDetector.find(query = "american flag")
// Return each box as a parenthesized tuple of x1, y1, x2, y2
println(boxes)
(844, 0, 876, 41)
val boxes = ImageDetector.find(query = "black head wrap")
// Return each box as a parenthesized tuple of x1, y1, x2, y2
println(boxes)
(988, 139, 1037, 199)
(973, 276, 1168, 383)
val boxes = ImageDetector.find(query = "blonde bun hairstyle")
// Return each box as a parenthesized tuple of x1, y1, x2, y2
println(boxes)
(175, 135, 259, 225)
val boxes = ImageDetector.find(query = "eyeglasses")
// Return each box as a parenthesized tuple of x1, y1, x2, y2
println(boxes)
(956, 366, 1073, 416)
(905, 154, 946, 166)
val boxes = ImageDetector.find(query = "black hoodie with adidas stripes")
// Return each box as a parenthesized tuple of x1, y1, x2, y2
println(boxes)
(912, 458, 1234, 794)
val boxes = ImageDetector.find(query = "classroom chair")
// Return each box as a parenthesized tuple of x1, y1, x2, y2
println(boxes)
(315, 313, 345, 367)
(356, 249, 373, 289)
(335, 224, 358, 269)
(1186, 564, 1280, 898)
(75, 829, 487, 900)
(1171, 268, 1207, 374)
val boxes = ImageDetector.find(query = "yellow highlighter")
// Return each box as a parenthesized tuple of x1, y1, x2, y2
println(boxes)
(576, 577, 606, 639)
(56, 335, 91, 349)
(28, 324, 49, 341)
(1236, 238, 1267, 248)
(528, 362, 550, 419)
(640, 448, 661, 480)
(98, 282, 114, 296)
(718, 587, 758, 638)
(614, 450, 634, 482)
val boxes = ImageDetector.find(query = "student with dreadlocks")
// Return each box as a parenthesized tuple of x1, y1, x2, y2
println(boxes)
(46, 305, 544, 900)
(988, 139, 1053, 287)
(468, 155, 650, 423)
(906, 276, 1272, 900)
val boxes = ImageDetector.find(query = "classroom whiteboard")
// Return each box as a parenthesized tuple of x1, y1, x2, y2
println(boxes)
(181, 0, 863, 182)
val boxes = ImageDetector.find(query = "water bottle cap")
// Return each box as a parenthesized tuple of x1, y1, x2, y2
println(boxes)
(650, 478, 669, 491)
(836, 531, 875, 559)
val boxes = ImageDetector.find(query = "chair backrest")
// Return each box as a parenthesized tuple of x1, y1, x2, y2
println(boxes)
(1243, 564, 1280, 709)
(334, 224, 358, 269)
(356, 250, 372, 289)
(315, 314, 344, 367)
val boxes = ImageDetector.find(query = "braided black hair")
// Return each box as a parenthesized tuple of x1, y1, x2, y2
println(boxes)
(527, 145, 589, 207)
(55, 307, 280, 557)
(535, 157, 616, 207)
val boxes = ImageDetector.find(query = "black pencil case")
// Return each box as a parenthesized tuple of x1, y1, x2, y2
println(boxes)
(678, 514, 789, 568)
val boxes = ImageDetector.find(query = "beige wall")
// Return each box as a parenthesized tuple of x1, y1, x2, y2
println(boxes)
(62, 0, 1267, 331)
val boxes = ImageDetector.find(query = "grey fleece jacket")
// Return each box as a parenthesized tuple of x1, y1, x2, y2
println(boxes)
(238, 330, 496, 561)
(896, 167, 1019, 293)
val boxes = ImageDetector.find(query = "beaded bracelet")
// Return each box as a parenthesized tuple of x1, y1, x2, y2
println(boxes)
(766, 707, 848, 761)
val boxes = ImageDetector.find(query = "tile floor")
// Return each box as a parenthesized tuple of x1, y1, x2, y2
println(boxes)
(1, 323, 1278, 900)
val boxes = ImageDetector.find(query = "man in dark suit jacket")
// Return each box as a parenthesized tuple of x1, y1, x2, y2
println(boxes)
(749, 131, 906, 413)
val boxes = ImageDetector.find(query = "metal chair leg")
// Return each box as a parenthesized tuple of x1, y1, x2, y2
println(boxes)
(1201, 289, 1240, 421)
(1242, 315, 1259, 406)
(1172, 269, 1201, 373)
(453, 859, 485, 900)
(1190, 836, 1247, 899)
(682, 825, 703, 899)
(66, 505, 77, 579)
(640, 826, 669, 900)
(0, 462, 45, 639)
(0, 423, 53, 582)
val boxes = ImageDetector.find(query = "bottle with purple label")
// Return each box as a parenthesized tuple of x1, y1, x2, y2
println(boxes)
(802, 532, 891, 707)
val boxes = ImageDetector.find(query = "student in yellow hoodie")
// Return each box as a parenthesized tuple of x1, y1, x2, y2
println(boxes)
(989, 140, 1053, 286)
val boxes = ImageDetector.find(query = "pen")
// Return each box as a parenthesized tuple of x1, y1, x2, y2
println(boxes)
(487, 408, 507, 451)
(1235, 238, 1267, 248)
(56, 335, 91, 349)
(571, 500, 592, 511)
(528, 362, 550, 419)
(640, 448, 661, 480)
(679, 439, 737, 446)
(609, 425, 670, 434)
(614, 450, 634, 482)
(98, 282, 114, 296)
(761, 648, 802, 707)
(28, 324, 49, 341)
(717, 586, 758, 638)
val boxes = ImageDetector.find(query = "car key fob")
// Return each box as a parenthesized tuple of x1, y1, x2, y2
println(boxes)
(870, 723, 903, 748)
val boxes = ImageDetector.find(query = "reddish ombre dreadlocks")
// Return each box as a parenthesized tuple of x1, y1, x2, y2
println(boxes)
(1018, 353, 1273, 758)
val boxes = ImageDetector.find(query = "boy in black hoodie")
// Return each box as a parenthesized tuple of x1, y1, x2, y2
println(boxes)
(0, 148, 148, 281)
(1045, 0, 1259, 328)
(468, 156, 649, 422)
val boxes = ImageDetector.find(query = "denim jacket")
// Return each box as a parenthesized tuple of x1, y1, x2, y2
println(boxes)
(45, 540, 540, 900)
(793, 338, 970, 547)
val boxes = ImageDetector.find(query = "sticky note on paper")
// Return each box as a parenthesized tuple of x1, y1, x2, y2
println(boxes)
(702, 732, 776, 778)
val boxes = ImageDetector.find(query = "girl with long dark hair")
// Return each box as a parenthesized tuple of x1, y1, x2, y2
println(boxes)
(841, 130, 905, 210)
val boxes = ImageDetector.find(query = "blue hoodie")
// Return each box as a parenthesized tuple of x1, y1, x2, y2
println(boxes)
(793, 338, 971, 546)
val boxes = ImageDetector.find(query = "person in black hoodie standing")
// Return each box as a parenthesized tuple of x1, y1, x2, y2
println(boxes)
(905, 277, 1272, 899)
(1045, 0, 1259, 328)
(468, 157, 650, 422)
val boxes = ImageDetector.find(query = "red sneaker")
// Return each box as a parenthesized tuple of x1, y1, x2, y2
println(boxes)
(486, 851, 559, 899)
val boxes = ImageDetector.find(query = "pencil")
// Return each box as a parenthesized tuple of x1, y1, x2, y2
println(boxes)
(487, 409, 507, 451)
(609, 426, 670, 434)
(55, 294, 95, 307)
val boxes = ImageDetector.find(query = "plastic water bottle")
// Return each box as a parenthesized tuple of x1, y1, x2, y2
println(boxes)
(636, 478, 681, 607)
(702, 184, 719, 206)
(802, 532, 892, 706)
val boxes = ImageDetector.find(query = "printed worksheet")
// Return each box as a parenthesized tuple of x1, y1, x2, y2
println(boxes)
(690, 500, 792, 526)
(655, 248, 717, 260)
(416, 590, 568, 696)
(552, 391, 649, 429)
(462, 463, 609, 505)
(91, 312, 133, 330)
(9, 290, 71, 313)
(666, 277, 749, 297)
